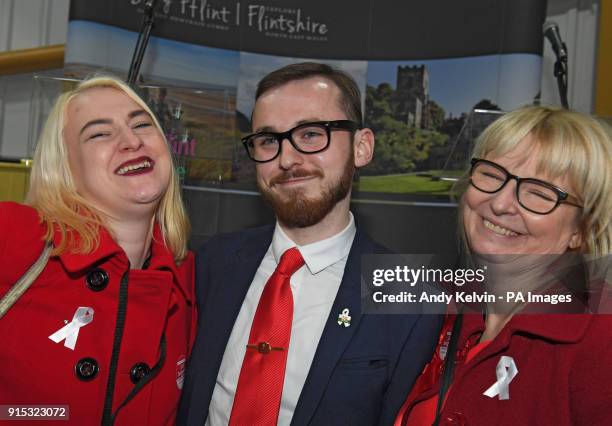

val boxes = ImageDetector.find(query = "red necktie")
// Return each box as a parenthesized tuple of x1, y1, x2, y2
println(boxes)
(229, 247, 305, 426)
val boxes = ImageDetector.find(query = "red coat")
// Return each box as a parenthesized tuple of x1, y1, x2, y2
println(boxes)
(0, 202, 196, 425)
(399, 312, 612, 425)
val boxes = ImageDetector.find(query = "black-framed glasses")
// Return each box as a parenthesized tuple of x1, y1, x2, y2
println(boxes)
(469, 158, 582, 215)
(242, 120, 361, 163)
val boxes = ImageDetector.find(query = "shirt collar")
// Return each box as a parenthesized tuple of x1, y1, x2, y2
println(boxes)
(272, 212, 356, 274)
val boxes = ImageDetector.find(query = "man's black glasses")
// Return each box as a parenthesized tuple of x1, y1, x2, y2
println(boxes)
(242, 120, 360, 163)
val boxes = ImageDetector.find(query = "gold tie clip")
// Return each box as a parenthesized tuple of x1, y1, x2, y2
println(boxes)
(246, 341, 284, 354)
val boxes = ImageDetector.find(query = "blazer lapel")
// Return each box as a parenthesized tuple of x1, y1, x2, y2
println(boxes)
(187, 227, 274, 425)
(291, 230, 372, 425)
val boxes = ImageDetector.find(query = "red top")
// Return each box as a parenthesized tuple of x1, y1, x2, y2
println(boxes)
(0, 202, 197, 425)
(394, 310, 612, 426)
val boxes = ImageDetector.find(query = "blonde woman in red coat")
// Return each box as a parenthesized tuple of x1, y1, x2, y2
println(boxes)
(395, 106, 611, 426)
(0, 76, 196, 425)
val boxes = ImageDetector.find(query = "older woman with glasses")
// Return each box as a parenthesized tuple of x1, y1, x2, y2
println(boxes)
(394, 105, 611, 426)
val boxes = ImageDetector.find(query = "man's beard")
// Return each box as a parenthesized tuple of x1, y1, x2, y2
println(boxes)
(258, 156, 354, 228)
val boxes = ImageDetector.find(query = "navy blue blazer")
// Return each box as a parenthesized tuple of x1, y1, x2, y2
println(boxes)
(178, 225, 441, 426)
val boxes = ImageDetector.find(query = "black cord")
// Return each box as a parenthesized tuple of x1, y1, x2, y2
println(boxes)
(101, 271, 130, 426)
(554, 58, 569, 109)
(110, 335, 167, 424)
(432, 312, 464, 426)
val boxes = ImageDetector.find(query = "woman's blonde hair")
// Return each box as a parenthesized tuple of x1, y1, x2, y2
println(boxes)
(456, 105, 611, 256)
(27, 75, 190, 262)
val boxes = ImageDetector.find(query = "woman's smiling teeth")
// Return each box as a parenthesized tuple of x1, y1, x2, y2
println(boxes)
(117, 160, 152, 175)
(483, 219, 519, 236)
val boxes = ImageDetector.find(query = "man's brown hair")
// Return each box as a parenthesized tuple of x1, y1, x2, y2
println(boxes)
(255, 62, 363, 127)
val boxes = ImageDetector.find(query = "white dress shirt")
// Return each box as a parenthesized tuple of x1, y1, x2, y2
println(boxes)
(206, 214, 356, 426)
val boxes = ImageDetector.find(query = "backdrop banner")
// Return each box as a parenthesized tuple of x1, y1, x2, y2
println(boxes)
(63, 0, 547, 194)
(68, 0, 546, 59)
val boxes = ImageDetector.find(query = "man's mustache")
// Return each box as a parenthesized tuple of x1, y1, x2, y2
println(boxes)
(270, 168, 323, 186)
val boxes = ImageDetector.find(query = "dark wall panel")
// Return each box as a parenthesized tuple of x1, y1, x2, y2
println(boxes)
(184, 189, 459, 254)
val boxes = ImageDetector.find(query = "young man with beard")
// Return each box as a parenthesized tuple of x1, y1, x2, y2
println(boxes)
(178, 62, 441, 426)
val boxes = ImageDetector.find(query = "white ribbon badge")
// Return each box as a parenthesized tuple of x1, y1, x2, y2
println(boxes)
(483, 356, 518, 400)
(48, 307, 94, 350)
